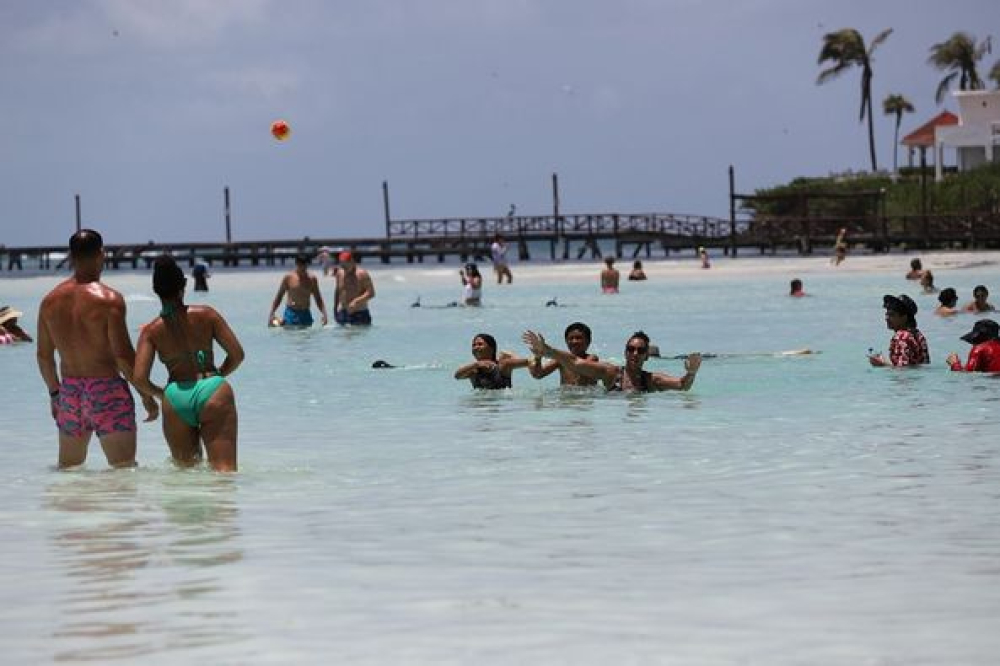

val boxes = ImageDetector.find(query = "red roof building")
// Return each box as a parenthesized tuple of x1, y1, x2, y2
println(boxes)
(901, 111, 958, 148)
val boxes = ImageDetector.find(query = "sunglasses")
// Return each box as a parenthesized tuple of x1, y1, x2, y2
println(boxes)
(625, 345, 648, 354)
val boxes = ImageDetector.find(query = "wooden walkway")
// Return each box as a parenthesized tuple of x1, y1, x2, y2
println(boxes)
(3, 211, 999, 271)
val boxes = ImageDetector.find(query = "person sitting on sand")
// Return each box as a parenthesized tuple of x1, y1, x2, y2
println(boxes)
(628, 260, 647, 281)
(789, 279, 806, 297)
(523, 330, 701, 393)
(529, 322, 600, 387)
(963, 285, 996, 314)
(868, 294, 929, 368)
(946, 319, 1000, 373)
(454, 333, 531, 389)
(906, 258, 925, 281)
(600, 257, 620, 293)
(935, 288, 960, 317)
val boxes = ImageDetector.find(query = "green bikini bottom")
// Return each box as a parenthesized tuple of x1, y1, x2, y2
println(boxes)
(164, 376, 226, 427)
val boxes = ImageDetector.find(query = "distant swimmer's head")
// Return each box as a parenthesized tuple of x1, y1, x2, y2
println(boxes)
(372, 360, 396, 369)
(152, 255, 187, 300)
(938, 287, 958, 307)
(961, 319, 999, 345)
(472, 333, 498, 361)
(69, 228, 104, 259)
(910, 258, 923, 271)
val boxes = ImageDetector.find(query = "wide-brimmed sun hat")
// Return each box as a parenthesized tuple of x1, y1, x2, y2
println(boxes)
(0, 306, 23, 326)
(883, 294, 917, 317)
(960, 319, 1000, 345)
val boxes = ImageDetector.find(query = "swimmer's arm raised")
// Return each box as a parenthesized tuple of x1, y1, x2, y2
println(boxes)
(649, 353, 701, 391)
(522, 330, 616, 383)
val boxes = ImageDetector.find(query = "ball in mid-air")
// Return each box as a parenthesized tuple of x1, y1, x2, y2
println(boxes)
(271, 119, 291, 141)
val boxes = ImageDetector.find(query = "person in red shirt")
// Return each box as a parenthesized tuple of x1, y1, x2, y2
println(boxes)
(947, 319, 1000, 372)
(868, 294, 930, 367)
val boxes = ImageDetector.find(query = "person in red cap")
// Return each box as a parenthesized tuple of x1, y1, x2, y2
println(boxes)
(947, 319, 1000, 372)
(333, 251, 375, 326)
(868, 294, 930, 367)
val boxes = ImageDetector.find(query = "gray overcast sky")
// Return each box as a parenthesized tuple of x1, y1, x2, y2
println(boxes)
(1, 0, 995, 246)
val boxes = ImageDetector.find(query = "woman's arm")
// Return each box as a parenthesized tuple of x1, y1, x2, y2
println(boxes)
(522, 331, 616, 382)
(649, 353, 701, 391)
(213, 310, 245, 377)
(133, 327, 165, 399)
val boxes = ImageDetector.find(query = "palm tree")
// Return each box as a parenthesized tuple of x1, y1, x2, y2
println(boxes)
(928, 32, 991, 103)
(882, 94, 914, 172)
(818, 28, 893, 172)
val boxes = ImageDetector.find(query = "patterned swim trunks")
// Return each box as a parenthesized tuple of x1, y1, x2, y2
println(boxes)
(55, 377, 136, 438)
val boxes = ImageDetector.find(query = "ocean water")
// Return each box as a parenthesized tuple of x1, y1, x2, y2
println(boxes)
(1, 257, 999, 665)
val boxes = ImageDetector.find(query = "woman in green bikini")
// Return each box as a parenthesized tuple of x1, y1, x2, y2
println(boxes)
(135, 256, 245, 471)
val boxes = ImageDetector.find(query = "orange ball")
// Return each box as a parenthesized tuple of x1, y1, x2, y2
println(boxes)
(271, 119, 291, 141)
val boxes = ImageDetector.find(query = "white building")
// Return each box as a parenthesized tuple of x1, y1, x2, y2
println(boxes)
(934, 90, 1000, 181)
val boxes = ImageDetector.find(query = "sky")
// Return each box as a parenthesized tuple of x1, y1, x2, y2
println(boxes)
(1, 0, 996, 247)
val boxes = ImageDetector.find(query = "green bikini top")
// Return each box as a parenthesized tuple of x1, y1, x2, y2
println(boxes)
(160, 304, 210, 374)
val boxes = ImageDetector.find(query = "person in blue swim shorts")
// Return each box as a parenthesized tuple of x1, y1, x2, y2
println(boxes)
(268, 255, 328, 327)
(135, 255, 245, 472)
(333, 251, 375, 325)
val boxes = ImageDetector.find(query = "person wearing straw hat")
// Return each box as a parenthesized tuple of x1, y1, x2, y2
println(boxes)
(0, 306, 32, 343)
(947, 319, 1000, 372)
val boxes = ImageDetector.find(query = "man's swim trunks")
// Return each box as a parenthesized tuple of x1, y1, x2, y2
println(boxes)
(282, 306, 314, 327)
(334, 308, 372, 326)
(165, 376, 227, 427)
(55, 376, 136, 438)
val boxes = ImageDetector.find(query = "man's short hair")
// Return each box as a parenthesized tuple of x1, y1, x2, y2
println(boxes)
(564, 322, 592, 343)
(295, 254, 310, 266)
(69, 229, 104, 259)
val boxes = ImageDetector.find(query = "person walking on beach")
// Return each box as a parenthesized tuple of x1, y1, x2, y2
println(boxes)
(528, 322, 600, 386)
(523, 330, 701, 393)
(935, 288, 960, 317)
(868, 294, 930, 367)
(963, 285, 995, 313)
(0, 306, 33, 343)
(832, 228, 848, 266)
(699, 247, 711, 269)
(454, 333, 531, 389)
(947, 319, 1000, 373)
(333, 251, 375, 326)
(600, 257, 620, 293)
(35, 229, 159, 469)
(268, 255, 328, 327)
(134, 256, 244, 472)
(490, 234, 513, 284)
(459, 263, 483, 306)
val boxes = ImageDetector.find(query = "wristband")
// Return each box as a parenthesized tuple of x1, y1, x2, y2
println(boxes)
(49, 389, 60, 398)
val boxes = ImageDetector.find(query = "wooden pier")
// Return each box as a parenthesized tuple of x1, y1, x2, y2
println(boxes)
(3, 209, 1000, 272)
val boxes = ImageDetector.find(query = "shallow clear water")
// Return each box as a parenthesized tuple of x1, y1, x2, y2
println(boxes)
(2, 258, 999, 664)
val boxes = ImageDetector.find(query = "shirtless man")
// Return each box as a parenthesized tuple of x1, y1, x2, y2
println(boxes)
(600, 257, 620, 294)
(35, 229, 159, 469)
(528, 321, 600, 386)
(333, 251, 376, 325)
(268, 255, 328, 327)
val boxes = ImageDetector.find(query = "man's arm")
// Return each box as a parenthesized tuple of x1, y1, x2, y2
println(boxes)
(522, 331, 616, 383)
(309, 276, 328, 326)
(36, 305, 61, 418)
(332, 271, 341, 313)
(349, 272, 376, 311)
(269, 277, 288, 324)
(107, 297, 159, 422)
(529, 357, 560, 379)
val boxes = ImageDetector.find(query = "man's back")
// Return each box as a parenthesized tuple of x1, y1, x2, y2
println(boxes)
(40, 278, 123, 377)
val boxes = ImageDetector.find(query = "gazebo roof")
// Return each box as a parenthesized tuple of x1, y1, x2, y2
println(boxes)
(901, 111, 959, 147)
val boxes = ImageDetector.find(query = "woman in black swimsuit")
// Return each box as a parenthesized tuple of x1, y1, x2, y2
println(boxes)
(522, 330, 701, 393)
(454, 333, 531, 389)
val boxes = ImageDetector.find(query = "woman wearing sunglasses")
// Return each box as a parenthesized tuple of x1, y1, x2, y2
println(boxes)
(522, 330, 701, 393)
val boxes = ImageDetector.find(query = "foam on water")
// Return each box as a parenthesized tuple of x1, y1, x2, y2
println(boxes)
(1, 257, 999, 664)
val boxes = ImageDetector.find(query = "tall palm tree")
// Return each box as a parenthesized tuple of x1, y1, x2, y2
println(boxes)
(928, 32, 991, 103)
(882, 94, 914, 172)
(818, 27, 893, 172)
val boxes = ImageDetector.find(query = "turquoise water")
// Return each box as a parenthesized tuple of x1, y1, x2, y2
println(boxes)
(1, 258, 999, 664)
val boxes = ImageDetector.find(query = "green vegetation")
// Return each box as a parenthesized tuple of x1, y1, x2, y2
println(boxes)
(747, 163, 1000, 219)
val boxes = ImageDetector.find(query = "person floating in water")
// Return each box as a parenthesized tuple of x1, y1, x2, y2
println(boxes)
(523, 329, 701, 393)
(134, 255, 244, 472)
(460, 263, 483, 306)
(528, 322, 601, 387)
(947, 319, 1000, 372)
(868, 294, 930, 367)
(333, 251, 375, 326)
(454, 333, 531, 390)
(628, 260, 647, 281)
(935, 288, 960, 317)
(268, 254, 327, 327)
(600, 257, 620, 293)
(963, 284, 995, 313)
(789, 279, 806, 297)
